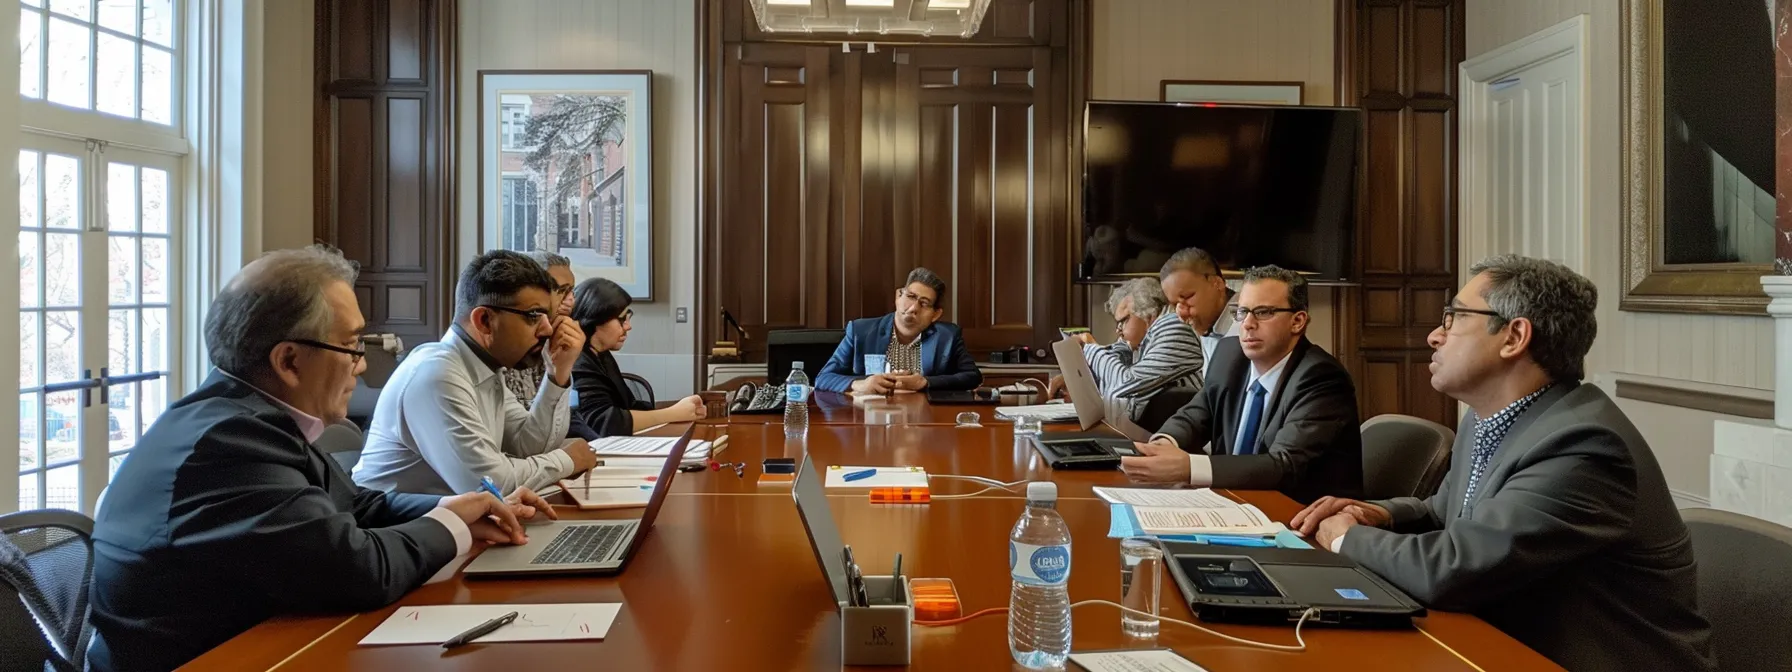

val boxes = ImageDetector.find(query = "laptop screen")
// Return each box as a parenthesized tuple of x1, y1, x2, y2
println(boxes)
(615, 426, 694, 558)
(791, 453, 852, 609)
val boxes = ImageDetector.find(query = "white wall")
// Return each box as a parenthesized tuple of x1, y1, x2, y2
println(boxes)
(1465, 0, 1776, 503)
(260, 0, 314, 253)
(457, 0, 699, 398)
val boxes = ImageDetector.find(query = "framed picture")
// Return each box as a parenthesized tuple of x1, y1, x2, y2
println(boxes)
(1160, 80, 1304, 106)
(479, 70, 655, 300)
(1619, 0, 1772, 315)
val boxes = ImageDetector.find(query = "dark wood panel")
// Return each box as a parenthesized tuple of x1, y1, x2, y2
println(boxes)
(387, 0, 422, 82)
(1360, 355, 1404, 420)
(331, 0, 375, 82)
(1410, 110, 1450, 274)
(1365, 3, 1402, 94)
(1363, 109, 1403, 274)
(385, 97, 423, 271)
(1364, 288, 1402, 326)
(334, 97, 374, 264)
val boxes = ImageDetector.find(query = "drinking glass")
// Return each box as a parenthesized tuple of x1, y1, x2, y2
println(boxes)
(1012, 416, 1043, 436)
(1120, 537, 1163, 637)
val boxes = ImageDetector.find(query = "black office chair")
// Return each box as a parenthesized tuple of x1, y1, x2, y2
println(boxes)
(1683, 508, 1792, 672)
(1134, 387, 1199, 433)
(622, 373, 655, 406)
(0, 510, 96, 672)
(1359, 414, 1455, 500)
(314, 421, 367, 474)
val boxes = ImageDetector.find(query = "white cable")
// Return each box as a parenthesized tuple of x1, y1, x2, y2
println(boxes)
(1070, 600, 1316, 652)
(926, 474, 1030, 499)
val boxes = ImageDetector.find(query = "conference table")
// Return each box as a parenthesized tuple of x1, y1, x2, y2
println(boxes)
(183, 392, 1563, 671)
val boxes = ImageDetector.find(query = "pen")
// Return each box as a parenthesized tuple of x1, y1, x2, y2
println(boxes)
(479, 476, 505, 502)
(890, 553, 903, 603)
(842, 468, 879, 482)
(441, 611, 518, 648)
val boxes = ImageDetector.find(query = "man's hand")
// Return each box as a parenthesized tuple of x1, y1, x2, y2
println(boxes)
(440, 491, 528, 545)
(561, 438, 599, 474)
(1290, 496, 1390, 537)
(890, 372, 928, 392)
(545, 316, 584, 386)
(851, 374, 898, 395)
(1072, 332, 1097, 346)
(670, 395, 707, 420)
(1046, 375, 1072, 403)
(1118, 440, 1191, 484)
(1314, 513, 1360, 551)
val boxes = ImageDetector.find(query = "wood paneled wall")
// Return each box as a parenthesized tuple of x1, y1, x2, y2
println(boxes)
(314, 0, 457, 349)
(1091, 0, 1336, 105)
(703, 0, 1077, 362)
(1339, 0, 1465, 427)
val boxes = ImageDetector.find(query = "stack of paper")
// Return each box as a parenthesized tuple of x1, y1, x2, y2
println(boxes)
(994, 404, 1078, 422)
(1093, 487, 1281, 536)
(588, 436, 712, 462)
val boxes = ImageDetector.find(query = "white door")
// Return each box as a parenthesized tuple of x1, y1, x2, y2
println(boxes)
(1460, 15, 1588, 275)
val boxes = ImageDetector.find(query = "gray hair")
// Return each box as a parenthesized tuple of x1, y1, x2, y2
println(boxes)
(1105, 278, 1168, 323)
(524, 250, 571, 270)
(1159, 247, 1220, 281)
(904, 267, 948, 309)
(205, 245, 359, 378)
(1468, 255, 1598, 382)
(1242, 265, 1309, 312)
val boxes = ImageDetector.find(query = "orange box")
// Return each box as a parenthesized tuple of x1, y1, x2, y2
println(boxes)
(870, 487, 931, 504)
(908, 578, 961, 621)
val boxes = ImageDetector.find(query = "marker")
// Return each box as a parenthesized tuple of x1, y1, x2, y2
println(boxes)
(842, 468, 879, 482)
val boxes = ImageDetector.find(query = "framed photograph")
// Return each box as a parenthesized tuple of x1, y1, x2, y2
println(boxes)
(479, 70, 654, 299)
(1160, 80, 1304, 106)
(1619, 0, 1772, 315)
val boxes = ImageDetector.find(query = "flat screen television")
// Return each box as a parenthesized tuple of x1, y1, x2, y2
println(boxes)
(1080, 101, 1361, 281)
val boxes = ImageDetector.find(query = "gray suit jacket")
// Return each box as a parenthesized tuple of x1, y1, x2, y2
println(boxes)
(1340, 382, 1716, 671)
(1156, 337, 1363, 504)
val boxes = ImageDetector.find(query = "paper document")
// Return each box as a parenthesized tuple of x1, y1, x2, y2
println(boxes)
(588, 436, 711, 459)
(359, 603, 622, 646)
(1094, 487, 1280, 536)
(995, 404, 1079, 420)
(1068, 649, 1210, 672)
(1092, 487, 1239, 509)
(824, 465, 929, 489)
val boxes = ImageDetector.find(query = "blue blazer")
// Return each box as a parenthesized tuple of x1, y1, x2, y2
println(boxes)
(815, 314, 982, 392)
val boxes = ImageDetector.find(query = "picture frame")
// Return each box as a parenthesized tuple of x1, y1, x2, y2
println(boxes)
(1159, 80, 1305, 106)
(1619, 0, 1772, 315)
(478, 70, 655, 300)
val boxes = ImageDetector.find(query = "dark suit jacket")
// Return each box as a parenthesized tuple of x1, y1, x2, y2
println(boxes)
(1341, 382, 1717, 672)
(1155, 337, 1363, 504)
(88, 372, 458, 672)
(815, 314, 982, 392)
(572, 349, 654, 437)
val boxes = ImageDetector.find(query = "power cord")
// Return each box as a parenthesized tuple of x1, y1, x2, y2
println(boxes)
(927, 475, 1030, 499)
(914, 601, 1317, 653)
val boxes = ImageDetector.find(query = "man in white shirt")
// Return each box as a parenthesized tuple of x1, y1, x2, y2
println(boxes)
(355, 250, 600, 495)
(1119, 265, 1364, 504)
(1157, 247, 1239, 378)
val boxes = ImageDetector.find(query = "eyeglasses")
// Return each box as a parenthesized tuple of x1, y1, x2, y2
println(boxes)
(552, 284, 575, 298)
(1233, 306, 1298, 321)
(1441, 306, 1503, 330)
(286, 339, 366, 363)
(617, 309, 633, 325)
(481, 304, 552, 325)
(896, 289, 936, 310)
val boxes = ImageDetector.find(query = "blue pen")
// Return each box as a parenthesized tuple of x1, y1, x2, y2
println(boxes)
(479, 475, 505, 502)
(842, 468, 879, 482)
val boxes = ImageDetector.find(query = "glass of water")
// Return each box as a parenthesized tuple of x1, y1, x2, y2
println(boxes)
(1013, 415, 1042, 436)
(1120, 537, 1163, 638)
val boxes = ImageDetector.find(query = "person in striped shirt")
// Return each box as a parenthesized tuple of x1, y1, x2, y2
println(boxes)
(1052, 277, 1204, 416)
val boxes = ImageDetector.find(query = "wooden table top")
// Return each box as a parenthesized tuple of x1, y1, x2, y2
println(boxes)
(182, 407, 1563, 671)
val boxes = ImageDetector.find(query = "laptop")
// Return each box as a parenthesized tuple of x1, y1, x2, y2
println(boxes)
(791, 452, 853, 609)
(1025, 338, 1152, 470)
(462, 426, 694, 577)
(1163, 543, 1426, 628)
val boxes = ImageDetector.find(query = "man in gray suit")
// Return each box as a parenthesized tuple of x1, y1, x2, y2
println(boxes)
(1292, 255, 1716, 671)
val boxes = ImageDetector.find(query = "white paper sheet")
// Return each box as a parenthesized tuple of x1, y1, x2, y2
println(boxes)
(588, 436, 711, 459)
(1068, 649, 1210, 672)
(1093, 487, 1280, 535)
(824, 465, 929, 489)
(359, 603, 623, 646)
(995, 404, 1079, 421)
(1092, 487, 1239, 509)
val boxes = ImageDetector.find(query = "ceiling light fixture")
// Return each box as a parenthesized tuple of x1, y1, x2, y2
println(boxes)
(747, 0, 994, 38)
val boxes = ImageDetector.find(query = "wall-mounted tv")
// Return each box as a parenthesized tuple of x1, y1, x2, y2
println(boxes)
(1080, 101, 1361, 281)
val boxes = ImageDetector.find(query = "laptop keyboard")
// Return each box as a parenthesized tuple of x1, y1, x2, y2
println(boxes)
(530, 523, 632, 565)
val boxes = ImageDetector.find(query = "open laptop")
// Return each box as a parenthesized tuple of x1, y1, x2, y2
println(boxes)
(1024, 338, 1152, 469)
(1163, 543, 1425, 628)
(791, 452, 853, 608)
(462, 426, 694, 577)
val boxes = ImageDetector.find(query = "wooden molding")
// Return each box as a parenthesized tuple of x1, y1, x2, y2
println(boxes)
(1614, 379, 1773, 419)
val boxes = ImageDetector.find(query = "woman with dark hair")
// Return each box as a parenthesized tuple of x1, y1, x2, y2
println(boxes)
(569, 277, 706, 436)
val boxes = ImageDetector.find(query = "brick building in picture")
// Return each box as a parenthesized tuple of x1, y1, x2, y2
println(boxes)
(497, 93, 628, 267)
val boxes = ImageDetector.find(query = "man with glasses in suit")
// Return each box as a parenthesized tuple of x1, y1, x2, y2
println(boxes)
(355, 250, 600, 495)
(1119, 265, 1364, 504)
(816, 267, 982, 394)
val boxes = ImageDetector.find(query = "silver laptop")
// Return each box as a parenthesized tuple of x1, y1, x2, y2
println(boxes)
(1048, 337, 1151, 441)
(791, 453, 853, 609)
(462, 427, 693, 577)
(1024, 339, 1153, 469)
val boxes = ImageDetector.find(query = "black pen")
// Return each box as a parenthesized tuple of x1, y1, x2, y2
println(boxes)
(441, 611, 518, 649)
(890, 553, 903, 603)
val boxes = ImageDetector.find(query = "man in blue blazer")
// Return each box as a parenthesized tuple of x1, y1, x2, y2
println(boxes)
(816, 267, 982, 393)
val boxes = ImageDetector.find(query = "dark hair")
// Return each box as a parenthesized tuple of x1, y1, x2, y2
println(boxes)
(1468, 254, 1599, 382)
(1242, 265, 1309, 313)
(1159, 247, 1221, 281)
(904, 267, 948, 309)
(206, 245, 359, 378)
(454, 250, 557, 322)
(570, 277, 633, 343)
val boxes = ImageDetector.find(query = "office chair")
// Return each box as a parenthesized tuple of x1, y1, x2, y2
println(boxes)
(314, 420, 367, 474)
(622, 373, 655, 406)
(0, 510, 96, 672)
(1359, 414, 1455, 500)
(1134, 387, 1199, 433)
(1683, 508, 1792, 672)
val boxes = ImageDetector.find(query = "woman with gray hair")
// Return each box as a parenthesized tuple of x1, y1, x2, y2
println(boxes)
(1053, 277, 1206, 414)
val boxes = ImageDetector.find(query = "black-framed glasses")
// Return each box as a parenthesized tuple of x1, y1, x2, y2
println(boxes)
(1233, 306, 1298, 321)
(480, 304, 552, 325)
(551, 283, 575, 299)
(617, 309, 633, 325)
(895, 289, 936, 310)
(286, 339, 366, 363)
(1441, 306, 1503, 330)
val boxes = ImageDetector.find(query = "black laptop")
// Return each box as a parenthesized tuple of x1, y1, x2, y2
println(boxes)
(1163, 543, 1426, 628)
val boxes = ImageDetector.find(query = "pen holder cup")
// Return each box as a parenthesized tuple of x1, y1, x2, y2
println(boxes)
(841, 575, 913, 666)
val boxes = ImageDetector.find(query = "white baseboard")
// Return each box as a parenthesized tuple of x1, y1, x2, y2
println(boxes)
(1670, 489, 1711, 510)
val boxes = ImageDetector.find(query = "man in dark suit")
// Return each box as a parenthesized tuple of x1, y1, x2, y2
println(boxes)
(88, 246, 553, 672)
(1292, 255, 1717, 671)
(815, 267, 982, 393)
(1120, 265, 1363, 504)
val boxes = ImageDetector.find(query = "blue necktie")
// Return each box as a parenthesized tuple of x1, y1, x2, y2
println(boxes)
(1235, 381, 1266, 455)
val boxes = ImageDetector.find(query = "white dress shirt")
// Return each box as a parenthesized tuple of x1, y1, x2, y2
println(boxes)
(1176, 349, 1294, 487)
(218, 370, 471, 556)
(354, 328, 575, 496)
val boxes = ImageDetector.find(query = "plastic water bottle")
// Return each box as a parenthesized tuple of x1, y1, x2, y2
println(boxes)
(783, 361, 810, 440)
(1009, 482, 1072, 669)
